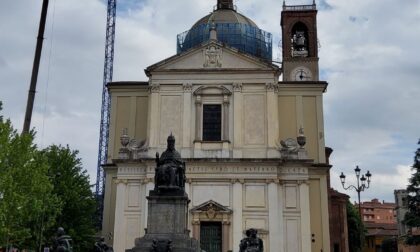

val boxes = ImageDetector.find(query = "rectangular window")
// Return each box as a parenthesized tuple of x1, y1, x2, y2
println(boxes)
(203, 104, 222, 141)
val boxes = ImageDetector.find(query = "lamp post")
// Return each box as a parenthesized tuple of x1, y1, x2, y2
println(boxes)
(339, 166, 372, 219)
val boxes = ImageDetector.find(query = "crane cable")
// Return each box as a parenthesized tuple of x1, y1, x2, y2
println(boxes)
(40, 0, 56, 148)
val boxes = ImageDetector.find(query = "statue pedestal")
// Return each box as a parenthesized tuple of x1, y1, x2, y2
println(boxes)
(126, 190, 201, 252)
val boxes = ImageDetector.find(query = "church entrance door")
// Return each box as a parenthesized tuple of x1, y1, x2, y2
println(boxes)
(200, 221, 222, 252)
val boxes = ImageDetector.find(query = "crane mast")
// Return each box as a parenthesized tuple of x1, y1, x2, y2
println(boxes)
(96, 0, 116, 226)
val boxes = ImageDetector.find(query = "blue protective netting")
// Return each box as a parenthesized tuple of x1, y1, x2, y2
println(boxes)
(177, 23, 272, 61)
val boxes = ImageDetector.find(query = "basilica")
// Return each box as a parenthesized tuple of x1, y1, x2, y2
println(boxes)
(101, 0, 331, 251)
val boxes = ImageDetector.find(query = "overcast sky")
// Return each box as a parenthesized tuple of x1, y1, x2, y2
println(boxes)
(0, 0, 419, 203)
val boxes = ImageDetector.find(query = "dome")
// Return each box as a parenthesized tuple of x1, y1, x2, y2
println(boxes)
(176, 1, 272, 61)
(191, 9, 258, 30)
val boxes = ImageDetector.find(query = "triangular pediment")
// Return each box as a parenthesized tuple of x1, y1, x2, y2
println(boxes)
(190, 200, 232, 214)
(146, 41, 278, 75)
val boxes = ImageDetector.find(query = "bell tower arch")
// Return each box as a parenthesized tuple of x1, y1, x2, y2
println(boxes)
(281, 1, 319, 81)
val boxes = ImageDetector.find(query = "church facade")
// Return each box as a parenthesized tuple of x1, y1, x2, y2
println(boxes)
(102, 1, 331, 251)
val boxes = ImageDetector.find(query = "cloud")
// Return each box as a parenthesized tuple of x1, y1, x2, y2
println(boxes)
(0, 0, 418, 203)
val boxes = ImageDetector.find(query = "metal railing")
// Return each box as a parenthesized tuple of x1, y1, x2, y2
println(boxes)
(283, 4, 316, 11)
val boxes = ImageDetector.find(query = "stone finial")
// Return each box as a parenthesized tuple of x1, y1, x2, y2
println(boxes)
(119, 128, 130, 159)
(297, 126, 306, 149)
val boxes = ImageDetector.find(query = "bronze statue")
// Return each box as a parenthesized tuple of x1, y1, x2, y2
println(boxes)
(94, 237, 113, 252)
(154, 134, 186, 191)
(239, 228, 264, 252)
(52, 227, 73, 252)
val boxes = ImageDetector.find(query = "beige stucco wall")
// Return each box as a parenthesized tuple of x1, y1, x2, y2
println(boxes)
(108, 87, 149, 161)
(105, 159, 330, 252)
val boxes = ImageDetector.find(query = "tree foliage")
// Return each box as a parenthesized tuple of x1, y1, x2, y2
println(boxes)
(403, 139, 420, 245)
(347, 200, 365, 252)
(0, 102, 61, 250)
(0, 102, 97, 251)
(41, 145, 97, 251)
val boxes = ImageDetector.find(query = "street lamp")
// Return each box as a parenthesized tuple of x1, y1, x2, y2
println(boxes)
(340, 166, 372, 219)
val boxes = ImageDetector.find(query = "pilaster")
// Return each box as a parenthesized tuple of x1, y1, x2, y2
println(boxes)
(148, 83, 160, 148)
(222, 97, 230, 141)
(268, 180, 282, 252)
(316, 95, 326, 163)
(232, 180, 243, 248)
(233, 82, 243, 158)
(320, 175, 331, 252)
(113, 179, 128, 252)
(299, 180, 311, 252)
(182, 83, 193, 155)
(266, 82, 279, 158)
(195, 96, 202, 141)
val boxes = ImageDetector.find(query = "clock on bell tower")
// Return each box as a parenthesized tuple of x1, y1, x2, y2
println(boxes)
(281, 0, 319, 81)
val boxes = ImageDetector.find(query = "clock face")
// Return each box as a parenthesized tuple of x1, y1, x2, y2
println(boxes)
(291, 67, 312, 81)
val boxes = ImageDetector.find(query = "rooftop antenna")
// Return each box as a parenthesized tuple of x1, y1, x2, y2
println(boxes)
(23, 0, 49, 134)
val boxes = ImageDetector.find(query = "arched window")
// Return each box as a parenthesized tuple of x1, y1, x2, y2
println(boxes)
(291, 22, 309, 57)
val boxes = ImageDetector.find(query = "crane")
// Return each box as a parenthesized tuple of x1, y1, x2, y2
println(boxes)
(96, 0, 116, 227)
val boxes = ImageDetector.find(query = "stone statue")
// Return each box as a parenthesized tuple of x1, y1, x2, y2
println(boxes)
(52, 227, 73, 252)
(239, 228, 264, 252)
(94, 237, 113, 252)
(154, 134, 186, 191)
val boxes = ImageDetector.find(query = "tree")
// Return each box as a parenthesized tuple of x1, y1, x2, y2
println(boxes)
(41, 145, 97, 251)
(0, 101, 61, 250)
(347, 200, 365, 252)
(403, 139, 420, 245)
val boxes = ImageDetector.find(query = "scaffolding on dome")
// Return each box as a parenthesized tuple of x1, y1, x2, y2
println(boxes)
(177, 23, 272, 61)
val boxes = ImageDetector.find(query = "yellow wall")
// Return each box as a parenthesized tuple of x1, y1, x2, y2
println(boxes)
(108, 88, 149, 160)
(278, 96, 297, 140)
(113, 96, 131, 158)
(309, 178, 323, 252)
(135, 97, 149, 140)
(278, 92, 324, 163)
(303, 96, 319, 161)
(102, 167, 117, 245)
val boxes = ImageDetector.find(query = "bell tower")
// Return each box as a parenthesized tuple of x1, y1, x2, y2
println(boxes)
(281, 1, 319, 81)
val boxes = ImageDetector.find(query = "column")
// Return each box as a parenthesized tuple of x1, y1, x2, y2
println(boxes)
(232, 180, 243, 249)
(268, 180, 282, 252)
(266, 83, 279, 158)
(182, 83, 193, 155)
(299, 180, 311, 252)
(232, 83, 243, 158)
(113, 179, 127, 252)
